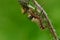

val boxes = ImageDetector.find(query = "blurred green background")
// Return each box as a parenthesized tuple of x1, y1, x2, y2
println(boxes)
(0, 0, 60, 40)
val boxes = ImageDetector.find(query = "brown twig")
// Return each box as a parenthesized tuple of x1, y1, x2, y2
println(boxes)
(32, 0, 59, 40)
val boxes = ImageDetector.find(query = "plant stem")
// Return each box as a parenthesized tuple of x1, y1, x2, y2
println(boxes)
(32, 0, 59, 40)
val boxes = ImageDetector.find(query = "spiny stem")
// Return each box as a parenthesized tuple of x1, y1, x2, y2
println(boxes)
(32, 0, 59, 40)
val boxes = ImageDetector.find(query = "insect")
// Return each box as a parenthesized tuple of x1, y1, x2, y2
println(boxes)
(18, 0, 59, 40)
(18, 0, 47, 29)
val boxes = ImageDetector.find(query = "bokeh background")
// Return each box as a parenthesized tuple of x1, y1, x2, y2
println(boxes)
(0, 0, 60, 40)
